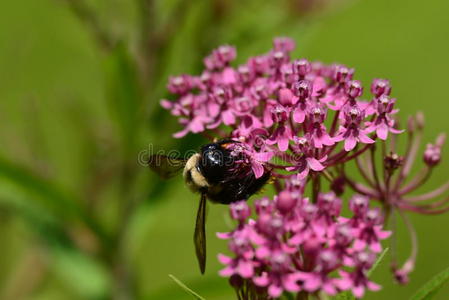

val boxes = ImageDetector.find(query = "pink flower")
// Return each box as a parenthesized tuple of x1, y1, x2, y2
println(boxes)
(253, 254, 301, 297)
(353, 209, 391, 253)
(204, 45, 237, 70)
(365, 95, 403, 140)
(337, 252, 382, 298)
(333, 106, 375, 151)
(287, 137, 326, 179)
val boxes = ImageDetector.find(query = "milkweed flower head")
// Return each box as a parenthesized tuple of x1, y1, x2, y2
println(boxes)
(161, 38, 449, 299)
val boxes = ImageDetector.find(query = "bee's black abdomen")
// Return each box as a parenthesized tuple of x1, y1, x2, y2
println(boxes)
(207, 171, 271, 204)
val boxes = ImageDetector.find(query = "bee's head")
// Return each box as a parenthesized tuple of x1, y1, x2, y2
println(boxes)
(199, 141, 236, 184)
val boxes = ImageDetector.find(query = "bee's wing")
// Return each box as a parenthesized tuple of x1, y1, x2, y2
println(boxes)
(148, 154, 187, 179)
(194, 192, 207, 274)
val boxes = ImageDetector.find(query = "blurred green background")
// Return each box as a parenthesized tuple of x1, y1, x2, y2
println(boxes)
(1, 0, 449, 299)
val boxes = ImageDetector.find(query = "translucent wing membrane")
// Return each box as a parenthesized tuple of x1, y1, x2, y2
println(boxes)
(148, 154, 187, 179)
(194, 193, 207, 274)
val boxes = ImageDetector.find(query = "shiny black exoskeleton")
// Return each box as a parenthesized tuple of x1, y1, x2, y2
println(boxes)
(198, 140, 271, 204)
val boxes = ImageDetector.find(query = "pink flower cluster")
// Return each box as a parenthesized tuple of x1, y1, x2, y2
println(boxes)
(218, 181, 390, 299)
(161, 37, 400, 170)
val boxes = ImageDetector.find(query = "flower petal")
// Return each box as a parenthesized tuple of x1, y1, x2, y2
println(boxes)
(344, 136, 357, 151)
(306, 157, 325, 171)
(251, 162, 265, 179)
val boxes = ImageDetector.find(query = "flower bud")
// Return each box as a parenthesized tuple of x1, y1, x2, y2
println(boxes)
(217, 45, 237, 64)
(229, 275, 244, 288)
(407, 115, 416, 132)
(370, 78, 391, 97)
(333, 65, 354, 83)
(276, 190, 297, 213)
(393, 260, 414, 285)
(349, 194, 370, 216)
(416, 111, 425, 130)
(273, 37, 295, 52)
(167, 75, 192, 95)
(436, 133, 446, 147)
(293, 80, 312, 100)
(238, 65, 253, 83)
(345, 80, 363, 98)
(293, 59, 311, 77)
(423, 143, 441, 167)
(254, 197, 273, 215)
(384, 152, 403, 172)
(230, 201, 251, 221)
(330, 176, 345, 196)
(365, 208, 383, 225)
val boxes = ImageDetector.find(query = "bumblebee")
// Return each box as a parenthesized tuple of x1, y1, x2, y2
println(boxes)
(149, 140, 270, 274)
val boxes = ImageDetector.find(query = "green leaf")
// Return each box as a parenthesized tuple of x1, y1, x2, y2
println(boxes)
(0, 155, 109, 245)
(410, 266, 449, 300)
(0, 154, 78, 218)
(0, 193, 111, 299)
(168, 274, 206, 300)
(52, 246, 111, 300)
(103, 43, 142, 154)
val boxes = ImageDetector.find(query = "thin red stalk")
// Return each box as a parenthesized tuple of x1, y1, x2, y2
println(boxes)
(399, 202, 449, 215)
(407, 195, 449, 209)
(390, 128, 398, 153)
(339, 143, 372, 164)
(399, 166, 432, 195)
(370, 145, 384, 197)
(342, 169, 379, 198)
(389, 208, 399, 270)
(329, 109, 340, 136)
(355, 155, 376, 187)
(404, 180, 449, 202)
(395, 129, 422, 189)
(312, 174, 321, 203)
(397, 209, 418, 271)
(382, 140, 387, 183)
(326, 149, 349, 166)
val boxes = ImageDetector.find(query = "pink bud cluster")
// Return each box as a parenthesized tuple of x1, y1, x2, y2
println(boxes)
(218, 182, 390, 299)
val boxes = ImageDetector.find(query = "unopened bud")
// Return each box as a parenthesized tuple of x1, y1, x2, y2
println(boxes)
(333, 65, 354, 83)
(293, 80, 312, 99)
(416, 111, 425, 130)
(370, 78, 391, 97)
(346, 80, 363, 98)
(407, 115, 416, 133)
(330, 177, 345, 196)
(230, 201, 251, 221)
(436, 133, 446, 148)
(384, 152, 404, 172)
(293, 59, 311, 77)
(276, 190, 297, 213)
(423, 134, 445, 167)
